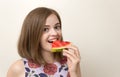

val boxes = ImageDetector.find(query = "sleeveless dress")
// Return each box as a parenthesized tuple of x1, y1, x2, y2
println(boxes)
(23, 58, 70, 77)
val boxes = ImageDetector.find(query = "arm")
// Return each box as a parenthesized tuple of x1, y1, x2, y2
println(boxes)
(63, 44, 81, 77)
(69, 62, 81, 77)
(77, 63, 81, 77)
(6, 59, 24, 77)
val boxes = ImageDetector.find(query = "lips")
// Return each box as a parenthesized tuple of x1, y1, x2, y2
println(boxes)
(48, 38, 59, 43)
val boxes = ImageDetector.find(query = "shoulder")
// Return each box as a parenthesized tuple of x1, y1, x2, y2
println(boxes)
(6, 59, 25, 77)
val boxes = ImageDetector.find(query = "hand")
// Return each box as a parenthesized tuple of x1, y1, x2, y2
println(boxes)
(63, 43, 81, 73)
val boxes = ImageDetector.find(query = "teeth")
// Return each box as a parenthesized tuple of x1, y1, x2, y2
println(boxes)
(48, 39, 58, 43)
(48, 38, 59, 43)
(48, 40, 53, 43)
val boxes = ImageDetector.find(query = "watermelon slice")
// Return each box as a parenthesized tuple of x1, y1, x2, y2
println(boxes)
(51, 40, 70, 52)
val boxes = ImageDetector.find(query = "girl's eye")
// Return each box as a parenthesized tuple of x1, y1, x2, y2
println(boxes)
(43, 28, 49, 32)
(54, 26, 61, 30)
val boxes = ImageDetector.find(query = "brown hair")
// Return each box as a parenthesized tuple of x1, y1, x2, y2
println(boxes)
(18, 7, 63, 64)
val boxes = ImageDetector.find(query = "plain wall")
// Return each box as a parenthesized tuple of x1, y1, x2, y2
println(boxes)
(0, 0, 120, 77)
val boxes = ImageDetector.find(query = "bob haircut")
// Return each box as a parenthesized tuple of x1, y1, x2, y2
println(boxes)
(18, 7, 63, 64)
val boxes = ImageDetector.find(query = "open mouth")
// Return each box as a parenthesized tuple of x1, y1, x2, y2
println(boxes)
(48, 38, 59, 43)
(48, 40, 53, 43)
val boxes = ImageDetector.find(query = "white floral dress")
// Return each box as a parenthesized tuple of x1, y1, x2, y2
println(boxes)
(23, 57, 70, 77)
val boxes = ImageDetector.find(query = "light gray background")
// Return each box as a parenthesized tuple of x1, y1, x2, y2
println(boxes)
(0, 0, 120, 77)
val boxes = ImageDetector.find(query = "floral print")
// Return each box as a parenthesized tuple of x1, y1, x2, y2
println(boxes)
(28, 60, 41, 68)
(60, 56, 67, 65)
(44, 63, 57, 75)
(39, 73, 48, 77)
(23, 58, 69, 77)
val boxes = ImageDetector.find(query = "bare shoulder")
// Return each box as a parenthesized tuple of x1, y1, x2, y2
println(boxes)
(6, 59, 25, 77)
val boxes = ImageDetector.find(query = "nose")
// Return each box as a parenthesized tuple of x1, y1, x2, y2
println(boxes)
(50, 28, 57, 36)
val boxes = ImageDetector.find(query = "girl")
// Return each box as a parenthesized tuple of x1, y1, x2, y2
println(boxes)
(7, 7, 81, 77)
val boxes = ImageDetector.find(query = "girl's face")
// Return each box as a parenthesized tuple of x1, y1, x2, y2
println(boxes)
(40, 14, 62, 52)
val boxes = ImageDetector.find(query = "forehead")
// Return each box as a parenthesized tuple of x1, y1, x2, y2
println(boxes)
(45, 14, 60, 25)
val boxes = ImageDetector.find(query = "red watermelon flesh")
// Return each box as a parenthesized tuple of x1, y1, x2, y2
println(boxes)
(51, 40, 70, 52)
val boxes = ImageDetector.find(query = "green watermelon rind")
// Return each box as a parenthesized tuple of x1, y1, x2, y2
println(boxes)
(51, 48, 64, 52)
(51, 46, 65, 52)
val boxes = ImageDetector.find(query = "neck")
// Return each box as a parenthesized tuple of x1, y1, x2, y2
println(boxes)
(41, 50, 55, 63)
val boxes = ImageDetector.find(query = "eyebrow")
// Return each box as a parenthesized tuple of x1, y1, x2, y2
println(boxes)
(55, 23, 61, 26)
(44, 25, 50, 27)
(45, 23, 61, 27)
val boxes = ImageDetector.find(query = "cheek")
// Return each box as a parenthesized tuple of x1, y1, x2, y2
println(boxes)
(57, 30, 62, 35)
(58, 32, 62, 40)
(40, 34, 47, 44)
(41, 33, 48, 40)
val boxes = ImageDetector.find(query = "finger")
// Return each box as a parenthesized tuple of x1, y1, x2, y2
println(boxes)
(63, 49, 79, 62)
(63, 52, 80, 66)
(65, 44, 80, 58)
